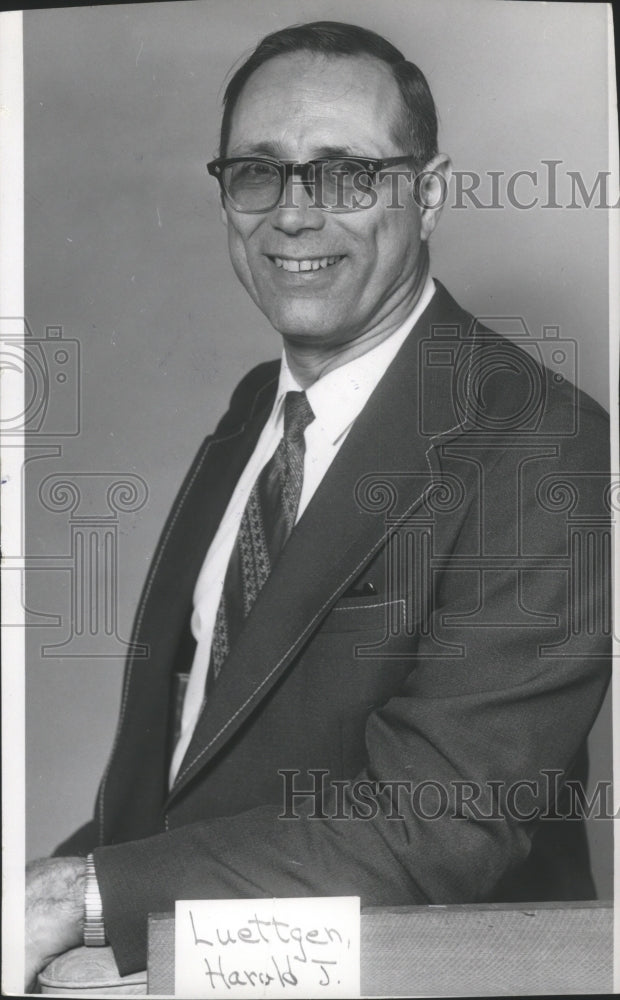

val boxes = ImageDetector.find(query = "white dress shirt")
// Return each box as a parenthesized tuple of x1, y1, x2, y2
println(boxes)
(169, 276, 435, 785)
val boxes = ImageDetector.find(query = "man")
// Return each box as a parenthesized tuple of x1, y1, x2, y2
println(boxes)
(26, 20, 611, 985)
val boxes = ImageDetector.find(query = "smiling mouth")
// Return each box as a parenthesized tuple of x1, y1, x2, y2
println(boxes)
(269, 255, 345, 273)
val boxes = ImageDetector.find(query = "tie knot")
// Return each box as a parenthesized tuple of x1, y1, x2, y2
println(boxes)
(283, 391, 314, 443)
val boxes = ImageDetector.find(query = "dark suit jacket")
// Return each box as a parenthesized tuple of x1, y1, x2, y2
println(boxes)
(56, 282, 611, 975)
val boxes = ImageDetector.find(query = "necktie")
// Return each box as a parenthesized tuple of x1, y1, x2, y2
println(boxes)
(208, 390, 315, 688)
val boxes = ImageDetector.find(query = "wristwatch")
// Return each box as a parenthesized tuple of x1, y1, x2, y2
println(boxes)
(83, 854, 107, 946)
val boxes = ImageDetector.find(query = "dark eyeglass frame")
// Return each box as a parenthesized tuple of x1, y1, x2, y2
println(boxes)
(206, 154, 419, 213)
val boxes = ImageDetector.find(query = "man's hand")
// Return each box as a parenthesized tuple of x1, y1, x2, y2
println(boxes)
(25, 856, 86, 992)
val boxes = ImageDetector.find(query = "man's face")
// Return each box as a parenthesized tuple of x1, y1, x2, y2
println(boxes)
(223, 52, 440, 350)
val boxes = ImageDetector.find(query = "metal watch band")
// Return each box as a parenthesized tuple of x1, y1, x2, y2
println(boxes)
(83, 853, 107, 946)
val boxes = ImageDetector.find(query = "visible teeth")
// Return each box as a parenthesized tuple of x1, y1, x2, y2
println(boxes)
(273, 255, 343, 272)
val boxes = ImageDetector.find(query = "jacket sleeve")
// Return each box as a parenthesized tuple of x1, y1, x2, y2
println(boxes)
(49, 362, 281, 861)
(92, 402, 612, 976)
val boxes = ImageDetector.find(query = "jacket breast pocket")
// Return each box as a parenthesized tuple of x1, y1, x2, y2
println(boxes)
(319, 596, 406, 633)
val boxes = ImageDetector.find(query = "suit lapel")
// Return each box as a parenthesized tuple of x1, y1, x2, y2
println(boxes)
(168, 283, 470, 801)
(135, 371, 280, 661)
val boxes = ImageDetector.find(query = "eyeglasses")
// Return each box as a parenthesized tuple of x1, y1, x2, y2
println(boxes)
(207, 155, 419, 213)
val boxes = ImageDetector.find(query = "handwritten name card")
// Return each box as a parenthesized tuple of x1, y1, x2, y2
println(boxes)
(175, 896, 360, 998)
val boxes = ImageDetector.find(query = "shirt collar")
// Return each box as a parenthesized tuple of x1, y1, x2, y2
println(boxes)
(274, 275, 435, 445)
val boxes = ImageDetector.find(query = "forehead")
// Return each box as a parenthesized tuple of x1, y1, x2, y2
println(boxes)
(227, 51, 405, 157)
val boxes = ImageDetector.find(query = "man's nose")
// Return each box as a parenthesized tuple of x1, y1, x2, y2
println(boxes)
(270, 170, 326, 234)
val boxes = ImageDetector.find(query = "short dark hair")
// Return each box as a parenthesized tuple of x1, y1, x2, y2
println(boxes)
(219, 21, 438, 169)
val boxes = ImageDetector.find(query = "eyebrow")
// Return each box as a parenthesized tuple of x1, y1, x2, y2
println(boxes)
(226, 141, 367, 159)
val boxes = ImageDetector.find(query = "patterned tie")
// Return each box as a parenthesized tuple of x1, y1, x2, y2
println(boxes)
(208, 390, 315, 688)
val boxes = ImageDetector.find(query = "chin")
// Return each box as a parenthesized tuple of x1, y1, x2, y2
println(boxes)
(265, 307, 344, 342)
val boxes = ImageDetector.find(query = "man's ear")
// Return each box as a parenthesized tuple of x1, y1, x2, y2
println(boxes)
(416, 153, 452, 242)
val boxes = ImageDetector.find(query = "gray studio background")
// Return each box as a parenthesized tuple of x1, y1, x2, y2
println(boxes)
(24, 0, 612, 894)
